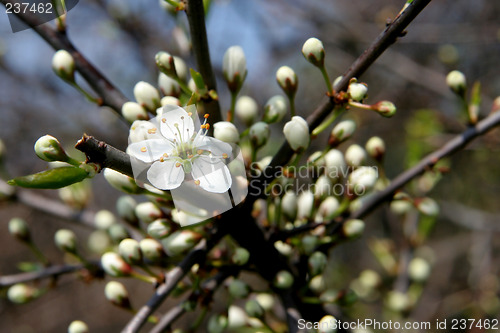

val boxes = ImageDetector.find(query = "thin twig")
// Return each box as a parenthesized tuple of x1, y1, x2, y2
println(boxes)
(0, 263, 84, 287)
(0, 0, 129, 115)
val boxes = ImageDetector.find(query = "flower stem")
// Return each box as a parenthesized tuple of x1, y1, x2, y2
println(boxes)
(139, 264, 162, 281)
(288, 95, 296, 118)
(27, 242, 50, 266)
(349, 100, 373, 110)
(70, 81, 100, 104)
(320, 65, 334, 96)
(227, 92, 237, 122)
(130, 270, 157, 284)
(175, 76, 192, 95)
(311, 107, 342, 137)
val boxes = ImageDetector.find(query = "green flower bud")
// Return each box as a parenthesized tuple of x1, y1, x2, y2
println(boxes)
(139, 238, 164, 263)
(155, 51, 177, 77)
(108, 224, 129, 244)
(276, 66, 298, 99)
(213, 121, 240, 144)
(105, 281, 131, 309)
(116, 196, 139, 226)
(373, 101, 396, 118)
(365, 136, 385, 161)
(297, 190, 314, 220)
(249, 121, 270, 148)
(232, 247, 250, 266)
(255, 293, 274, 311)
(68, 320, 89, 333)
(274, 270, 294, 289)
(309, 251, 327, 276)
(315, 196, 339, 222)
(301, 235, 318, 255)
(416, 197, 439, 216)
(104, 168, 142, 194)
(318, 315, 337, 333)
(342, 219, 365, 239)
(309, 275, 326, 294)
(345, 144, 366, 167)
(386, 291, 409, 312)
(54, 229, 77, 253)
(408, 257, 431, 282)
(302, 37, 325, 67)
(245, 299, 264, 318)
(348, 82, 368, 102)
(160, 96, 181, 107)
(101, 252, 132, 277)
(329, 120, 356, 147)
(121, 101, 148, 123)
(8, 283, 35, 304)
(281, 191, 298, 221)
(158, 73, 181, 97)
(133, 81, 161, 112)
(147, 219, 171, 239)
(160, 230, 201, 256)
(228, 278, 250, 299)
(284, 116, 309, 152)
(8, 217, 30, 242)
(223, 46, 247, 93)
(235, 95, 258, 126)
(135, 202, 163, 224)
(118, 238, 142, 265)
(348, 167, 378, 195)
(34, 135, 70, 162)
(207, 314, 228, 333)
(263, 95, 287, 124)
(52, 50, 75, 82)
(94, 209, 117, 230)
(446, 70, 466, 95)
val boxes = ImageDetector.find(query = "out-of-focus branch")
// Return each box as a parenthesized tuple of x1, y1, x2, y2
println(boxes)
(0, 0, 129, 115)
(0, 263, 86, 287)
(185, 0, 222, 127)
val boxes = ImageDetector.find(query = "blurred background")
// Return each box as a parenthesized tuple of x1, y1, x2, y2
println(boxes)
(1, 0, 500, 331)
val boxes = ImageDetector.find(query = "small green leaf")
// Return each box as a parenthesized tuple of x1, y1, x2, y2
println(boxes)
(189, 68, 208, 95)
(8, 166, 88, 189)
(17, 261, 43, 272)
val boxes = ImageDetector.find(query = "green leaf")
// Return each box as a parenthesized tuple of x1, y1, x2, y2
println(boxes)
(17, 261, 43, 272)
(8, 166, 88, 189)
(189, 68, 208, 95)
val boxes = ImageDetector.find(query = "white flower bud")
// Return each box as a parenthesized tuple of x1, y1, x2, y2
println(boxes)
(446, 70, 466, 95)
(416, 197, 439, 216)
(319, 289, 339, 303)
(52, 50, 75, 82)
(308, 151, 325, 167)
(208, 314, 228, 333)
(68, 320, 89, 333)
(232, 247, 250, 266)
(235, 95, 258, 126)
(7, 283, 34, 304)
(358, 269, 381, 289)
(160, 96, 181, 107)
(158, 73, 181, 97)
(348, 82, 368, 102)
(94, 209, 117, 230)
(373, 101, 396, 118)
(133, 81, 161, 111)
(281, 191, 298, 221)
(54, 229, 77, 253)
(101, 252, 132, 277)
(333, 75, 343, 88)
(390, 199, 413, 215)
(188, 78, 196, 92)
(349, 167, 378, 195)
(314, 175, 332, 199)
(135, 202, 163, 223)
(245, 299, 264, 318)
(263, 95, 287, 124)
(108, 224, 129, 243)
(301, 235, 318, 255)
(365, 136, 385, 161)
(386, 291, 409, 312)
(255, 293, 274, 311)
(249, 121, 270, 148)
(297, 190, 314, 220)
(274, 270, 294, 289)
(173, 56, 188, 81)
(228, 305, 248, 329)
(324, 149, 347, 181)
(87, 230, 112, 254)
(302, 37, 325, 67)
(408, 257, 431, 282)
(118, 238, 142, 264)
(104, 168, 142, 194)
(140, 238, 165, 263)
(318, 315, 337, 333)
(342, 219, 365, 239)
(274, 240, 293, 256)
(276, 66, 298, 98)
(284, 116, 309, 151)
(121, 101, 148, 123)
(160, 230, 201, 256)
(223, 46, 247, 93)
(129, 120, 163, 143)
(105, 281, 131, 308)
(8, 217, 30, 242)
(116, 196, 138, 225)
(34, 135, 70, 162)
(213, 121, 240, 143)
(309, 275, 326, 294)
(315, 196, 339, 222)
(309, 251, 328, 276)
(147, 219, 171, 239)
(228, 278, 250, 298)
(155, 51, 176, 77)
(345, 144, 367, 167)
(329, 120, 356, 146)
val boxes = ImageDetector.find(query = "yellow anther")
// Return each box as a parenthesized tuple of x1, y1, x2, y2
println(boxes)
(205, 124, 210, 130)
(162, 118, 166, 123)
(197, 149, 203, 155)
(160, 157, 165, 162)
(194, 180, 200, 185)
(175, 162, 181, 167)
(204, 114, 209, 119)
(188, 112, 192, 116)
(163, 153, 169, 157)
(222, 153, 228, 159)
(188, 154, 193, 159)
(140, 147, 147, 152)
(147, 128, 157, 134)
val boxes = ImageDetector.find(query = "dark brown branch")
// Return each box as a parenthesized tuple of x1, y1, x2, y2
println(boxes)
(0, 263, 84, 287)
(1, 0, 129, 114)
(185, 0, 222, 127)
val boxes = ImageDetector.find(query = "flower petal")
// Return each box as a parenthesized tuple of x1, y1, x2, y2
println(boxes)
(128, 139, 173, 163)
(129, 119, 163, 143)
(195, 136, 233, 157)
(192, 156, 232, 193)
(147, 160, 185, 190)
(159, 105, 195, 142)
